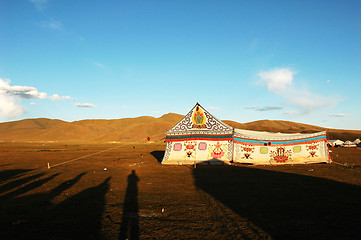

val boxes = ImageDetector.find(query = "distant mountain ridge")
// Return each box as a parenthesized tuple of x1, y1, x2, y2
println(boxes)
(0, 113, 359, 142)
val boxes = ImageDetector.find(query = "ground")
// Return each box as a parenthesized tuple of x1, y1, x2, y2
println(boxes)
(0, 142, 360, 240)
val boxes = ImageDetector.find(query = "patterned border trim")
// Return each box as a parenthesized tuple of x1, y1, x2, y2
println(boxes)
(165, 134, 233, 142)
(227, 140, 233, 161)
(234, 135, 327, 146)
(163, 142, 172, 161)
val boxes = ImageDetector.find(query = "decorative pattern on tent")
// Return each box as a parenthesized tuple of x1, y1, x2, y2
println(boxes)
(166, 103, 233, 137)
(234, 129, 327, 146)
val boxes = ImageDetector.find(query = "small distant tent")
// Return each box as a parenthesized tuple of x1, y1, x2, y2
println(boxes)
(343, 140, 356, 148)
(329, 139, 344, 147)
(162, 103, 331, 165)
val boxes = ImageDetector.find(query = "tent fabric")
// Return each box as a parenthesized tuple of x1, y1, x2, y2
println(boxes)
(328, 139, 344, 147)
(343, 140, 356, 147)
(162, 103, 330, 165)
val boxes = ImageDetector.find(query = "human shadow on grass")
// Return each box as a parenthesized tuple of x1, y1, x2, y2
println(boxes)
(119, 170, 140, 240)
(150, 151, 165, 163)
(0, 169, 33, 183)
(0, 172, 45, 195)
(0, 173, 60, 200)
(0, 172, 112, 240)
(193, 165, 361, 240)
(50, 176, 111, 240)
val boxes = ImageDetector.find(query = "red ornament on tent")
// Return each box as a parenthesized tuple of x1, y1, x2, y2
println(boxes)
(147, 137, 150, 141)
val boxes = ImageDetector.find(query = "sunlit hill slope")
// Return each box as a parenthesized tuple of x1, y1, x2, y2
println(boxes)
(0, 113, 359, 142)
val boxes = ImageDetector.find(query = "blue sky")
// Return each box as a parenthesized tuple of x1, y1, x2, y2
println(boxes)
(1, 0, 360, 130)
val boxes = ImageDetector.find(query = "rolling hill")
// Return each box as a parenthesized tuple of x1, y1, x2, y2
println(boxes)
(0, 113, 359, 142)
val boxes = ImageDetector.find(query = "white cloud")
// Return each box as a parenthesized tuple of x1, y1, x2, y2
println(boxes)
(257, 68, 341, 114)
(245, 106, 282, 111)
(41, 19, 63, 30)
(29, 0, 47, 11)
(328, 113, 351, 117)
(286, 90, 340, 114)
(258, 68, 294, 93)
(93, 62, 108, 70)
(283, 110, 298, 116)
(0, 78, 72, 120)
(257, 106, 282, 111)
(0, 92, 26, 120)
(244, 106, 258, 110)
(75, 103, 97, 108)
(0, 78, 47, 99)
(49, 94, 72, 101)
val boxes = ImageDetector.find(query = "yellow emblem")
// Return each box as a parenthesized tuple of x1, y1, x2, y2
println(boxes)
(192, 106, 207, 128)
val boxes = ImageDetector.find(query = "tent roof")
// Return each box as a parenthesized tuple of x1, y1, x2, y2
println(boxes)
(166, 103, 233, 135)
(234, 128, 327, 141)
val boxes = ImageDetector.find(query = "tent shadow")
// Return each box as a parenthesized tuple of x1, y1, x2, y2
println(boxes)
(150, 151, 165, 163)
(193, 165, 361, 240)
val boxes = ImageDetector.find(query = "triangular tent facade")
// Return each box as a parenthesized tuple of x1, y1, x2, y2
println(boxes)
(162, 103, 233, 164)
(162, 103, 331, 165)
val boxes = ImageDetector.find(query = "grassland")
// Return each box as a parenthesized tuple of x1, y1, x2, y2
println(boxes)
(0, 142, 360, 239)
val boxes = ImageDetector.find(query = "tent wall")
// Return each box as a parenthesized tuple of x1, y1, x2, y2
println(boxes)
(233, 129, 330, 165)
(233, 140, 329, 165)
(162, 139, 233, 165)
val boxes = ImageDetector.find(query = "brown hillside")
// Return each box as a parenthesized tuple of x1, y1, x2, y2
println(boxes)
(0, 113, 359, 142)
(224, 119, 325, 133)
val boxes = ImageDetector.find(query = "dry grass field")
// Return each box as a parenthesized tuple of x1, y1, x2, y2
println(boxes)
(1, 142, 361, 240)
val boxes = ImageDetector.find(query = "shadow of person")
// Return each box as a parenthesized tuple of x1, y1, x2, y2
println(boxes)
(0, 172, 89, 240)
(119, 170, 140, 240)
(50, 177, 111, 240)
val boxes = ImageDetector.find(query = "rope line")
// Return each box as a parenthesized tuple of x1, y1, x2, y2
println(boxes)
(332, 160, 355, 168)
(48, 133, 165, 169)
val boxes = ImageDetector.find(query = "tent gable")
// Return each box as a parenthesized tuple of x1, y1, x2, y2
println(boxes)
(167, 103, 233, 135)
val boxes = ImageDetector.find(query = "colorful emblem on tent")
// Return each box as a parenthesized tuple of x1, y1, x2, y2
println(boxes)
(184, 141, 196, 159)
(238, 144, 255, 159)
(192, 106, 207, 129)
(306, 143, 318, 157)
(209, 142, 226, 159)
(270, 147, 292, 163)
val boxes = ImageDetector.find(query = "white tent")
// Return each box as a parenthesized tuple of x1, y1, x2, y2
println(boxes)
(328, 139, 344, 147)
(162, 103, 331, 165)
(343, 140, 356, 148)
